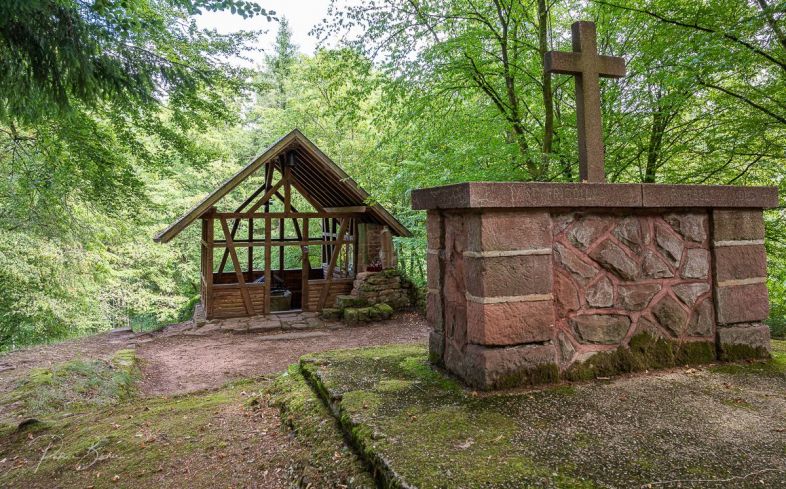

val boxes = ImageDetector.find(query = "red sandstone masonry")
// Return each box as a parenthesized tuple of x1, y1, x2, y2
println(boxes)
(551, 211, 716, 363)
(715, 282, 770, 325)
(712, 209, 766, 241)
(466, 210, 552, 251)
(710, 209, 772, 355)
(466, 299, 554, 346)
(417, 184, 777, 390)
(714, 245, 767, 282)
(463, 254, 552, 297)
(426, 210, 444, 249)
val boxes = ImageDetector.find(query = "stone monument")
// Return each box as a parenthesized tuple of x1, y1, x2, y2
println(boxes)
(413, 21, 777, 390)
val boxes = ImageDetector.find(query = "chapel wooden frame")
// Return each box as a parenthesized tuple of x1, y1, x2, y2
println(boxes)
(155, 130, 410, 319)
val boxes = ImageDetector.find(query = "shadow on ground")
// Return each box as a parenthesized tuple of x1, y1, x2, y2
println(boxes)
(296, 341, 786, 488)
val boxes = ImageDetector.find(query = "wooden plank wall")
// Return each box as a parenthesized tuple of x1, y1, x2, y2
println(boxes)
(305, 279, 354, 311)
(211, 286, 267, 319)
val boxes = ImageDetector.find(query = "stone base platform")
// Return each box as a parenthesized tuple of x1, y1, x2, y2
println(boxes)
(414, 182, 778, 390)
(188, 311, 329, 336)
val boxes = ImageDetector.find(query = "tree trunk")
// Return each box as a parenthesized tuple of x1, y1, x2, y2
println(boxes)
(644, 101, 666, 183)
(538, 0, 555, 176)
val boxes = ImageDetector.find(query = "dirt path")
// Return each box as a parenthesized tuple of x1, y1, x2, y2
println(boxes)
(136, 312, 429, 396)
(0, 313, 430, 398)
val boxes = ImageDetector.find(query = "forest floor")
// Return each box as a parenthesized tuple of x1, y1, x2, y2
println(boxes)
(300, 341, 786, 488)
(0, 312, 429, 488)
(2, 316, 786, 488)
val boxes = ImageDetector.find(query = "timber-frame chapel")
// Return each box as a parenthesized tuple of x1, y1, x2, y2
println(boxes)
(155, 130, 410, 319)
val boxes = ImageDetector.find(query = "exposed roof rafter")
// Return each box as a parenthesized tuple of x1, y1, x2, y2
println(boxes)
(154, 129, 411, 243)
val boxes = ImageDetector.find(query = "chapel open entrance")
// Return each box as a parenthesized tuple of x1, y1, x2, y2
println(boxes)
(199, 151, 360, 319)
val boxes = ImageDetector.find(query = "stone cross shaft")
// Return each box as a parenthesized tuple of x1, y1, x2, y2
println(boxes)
(545, 21, 625, 183)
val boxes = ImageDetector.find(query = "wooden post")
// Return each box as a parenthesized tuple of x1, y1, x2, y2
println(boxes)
(247, 217, 254, 278)
(204, 208, 215, 318)
(220, 216, 254, 316)
(321, 218, 328, 266)
(352, 219, 359, 277)
(302, 218, 310, 311)
(284, 164, 292, 214)
(265, 159, 275, 214)
(280, 154, 288, 273)
(279, 217, 285, 272)
(319, 218, 350, 309)
(264, 215, 272, 315)
(200, 215, 208, 308)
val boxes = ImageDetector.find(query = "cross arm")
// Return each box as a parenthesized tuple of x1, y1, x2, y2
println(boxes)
(544, 51, 626, 78)
(544, 51, 581, 75)
(598, 55, 626, 78)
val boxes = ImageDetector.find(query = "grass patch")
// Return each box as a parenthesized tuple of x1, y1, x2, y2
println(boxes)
(0, 349, 138, 423)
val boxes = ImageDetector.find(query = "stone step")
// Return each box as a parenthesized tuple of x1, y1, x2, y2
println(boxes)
(257, 331, 331, 341)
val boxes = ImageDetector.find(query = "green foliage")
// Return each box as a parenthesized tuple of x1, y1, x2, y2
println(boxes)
(0, 0, 260, 349)
(2, 0, 786, 349)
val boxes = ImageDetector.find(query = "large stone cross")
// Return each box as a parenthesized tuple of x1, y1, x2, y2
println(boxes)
(545, 21, 625, 183)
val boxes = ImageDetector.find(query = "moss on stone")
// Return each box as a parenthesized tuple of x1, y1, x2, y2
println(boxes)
(343, 307, 360, 325)
(709, 342, 786, 377)
(296, 342, 786, 488)
(496, 363, 561, 389)
(565, 334, 716, 381)
(374, 379, 413, 392)
(297, 344, 597, 488)
(628, 332, 675, 369)
(320, 307, 342, 321)
(336, 294, 367, 308)
(380, 268, 400, 278)
(373, 303, 394, 319)
(675, 340, 717, 365)
(719, 343, 771, 362)
(267, 365, 376, 487)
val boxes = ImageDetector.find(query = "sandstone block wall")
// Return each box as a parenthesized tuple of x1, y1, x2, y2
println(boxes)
(426, 205, 772, 390)
(350, 269, 414, 310)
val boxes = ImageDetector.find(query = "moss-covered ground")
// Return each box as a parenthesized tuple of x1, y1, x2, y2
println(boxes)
(267, 365, 376, 488)
(299, 341, 786, 488)
(0, 349, 138, 423)
(0, 349, 372, 488)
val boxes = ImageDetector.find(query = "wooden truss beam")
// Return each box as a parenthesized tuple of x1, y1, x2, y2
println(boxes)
(318, 217, 350, 310)
(219, 216, 255, 316)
